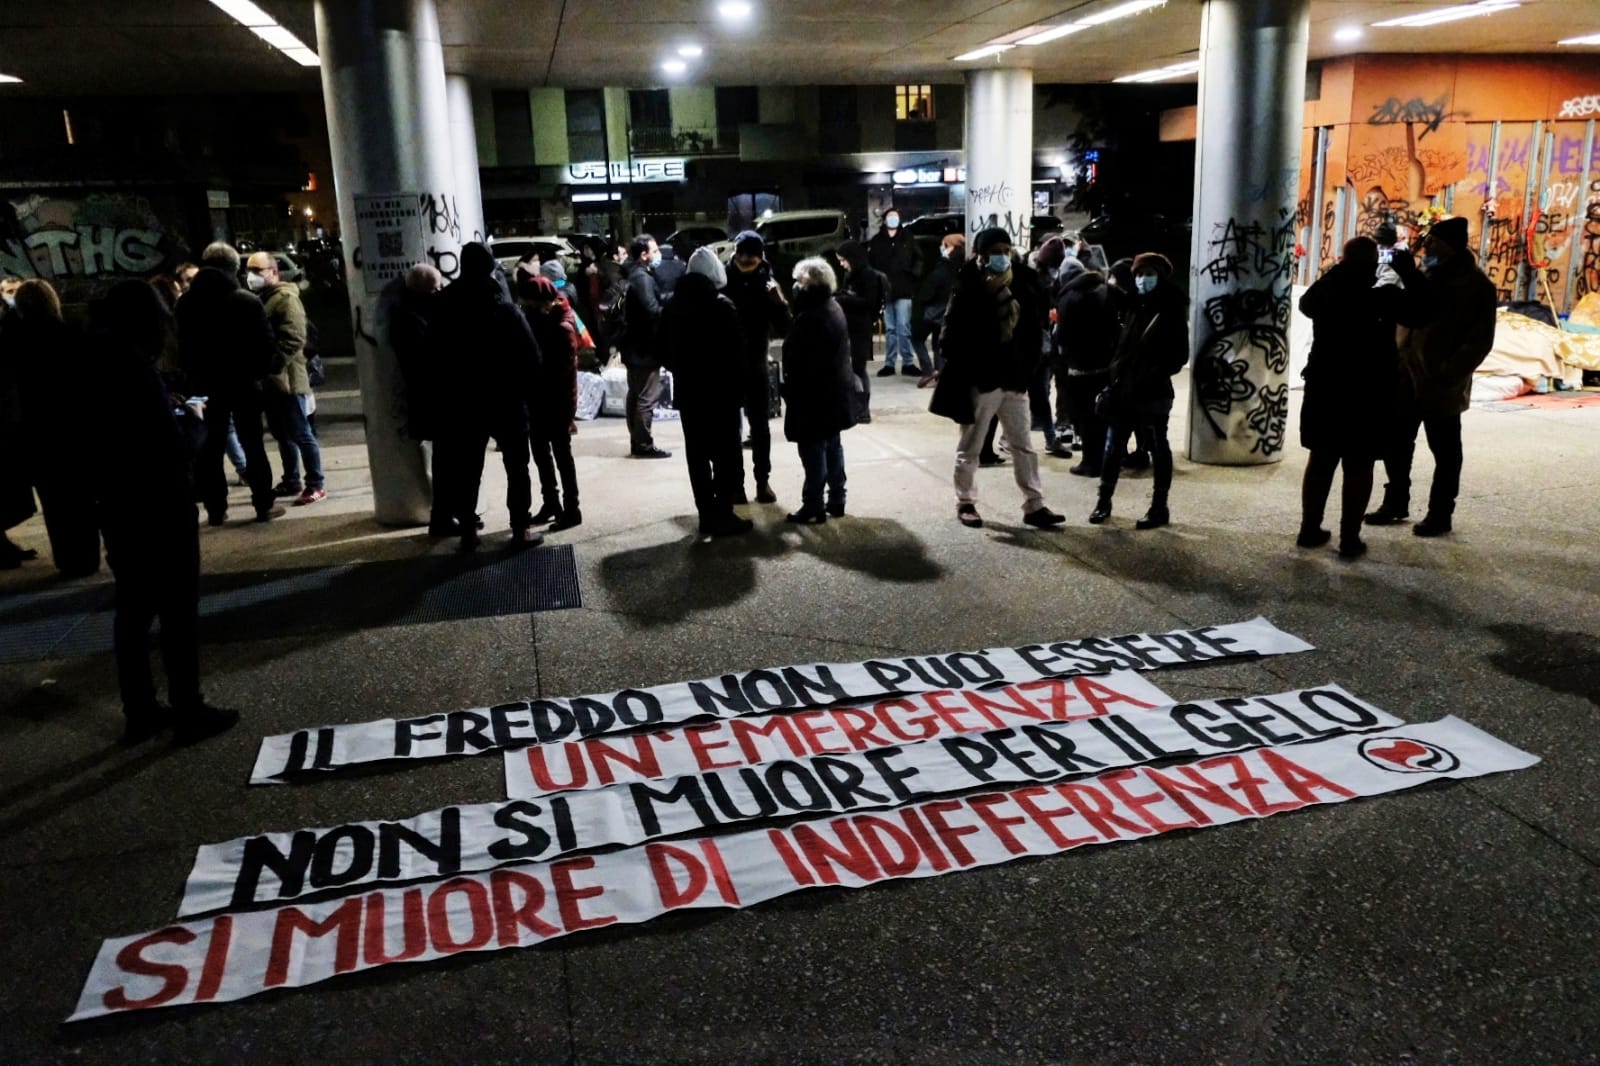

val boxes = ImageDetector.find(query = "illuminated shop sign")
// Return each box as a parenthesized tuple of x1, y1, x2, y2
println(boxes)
(892, 166, 966, 186)
(567, 159, 687, 185)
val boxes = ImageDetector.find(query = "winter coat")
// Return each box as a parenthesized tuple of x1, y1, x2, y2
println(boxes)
(658, 272, 747, 416)
(175, 267, 275, 395)
(937, 258, 1049, 398)
(379, 278, 439, 441)
(90, 327, 207, 521)
(722, 257, 792, 398)
(1298, 259, 1422, 456)
(655, 249, 688, 301)
(4, 314, 90, 469)
(1099, 278, 1190, 424)
(0, 317, 36, 529)
(1398, 253, 1497, 416)
(868, 228, 924, 301)
(428, 268, 542, 432)
(915, 254, 960, 329)
(1053, 268, 1119, 376)
(259, 280, 311, 395)
(834, 243, 888, 371)
(781, 286, 855, 443)
(525, 294, 581, 430)
(620, 260, 664, 369)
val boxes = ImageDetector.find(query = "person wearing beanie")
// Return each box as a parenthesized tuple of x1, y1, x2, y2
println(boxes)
(658, 245, 753, 536)
(1366, 215, 1495, 537)
(868, 206, 924, 376)
(1053, 250, 1119, 478)
(912, 233, 964, 387)
(834, 240, 888, 424)
(1088, 250, 1188, 530)
(538, 258, 567, 288)
(724, 230, 791, 505)
(930, 227, 1065, 531)
(518, 275, 583, 532)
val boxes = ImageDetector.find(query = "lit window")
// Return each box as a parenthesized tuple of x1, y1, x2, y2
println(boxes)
(895, 85, 934, 122)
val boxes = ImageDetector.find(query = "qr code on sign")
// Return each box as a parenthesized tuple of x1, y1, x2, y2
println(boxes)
(377, 230, 405, 258)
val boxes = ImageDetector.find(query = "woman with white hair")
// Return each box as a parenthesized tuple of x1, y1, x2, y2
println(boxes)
(780, 257, 856, 523)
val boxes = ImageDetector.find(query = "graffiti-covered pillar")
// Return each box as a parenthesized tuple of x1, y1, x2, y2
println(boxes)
(314, 0, 460, 525)
(446, 74, 486, 246)
(1186, 0, 1310, 465)
(964, 68, 1034, 255)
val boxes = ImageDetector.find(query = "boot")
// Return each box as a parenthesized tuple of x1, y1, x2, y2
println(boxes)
(1135, 503, 1169, 530)
(1088, 495, 1113, 525)
(530, 499, 561, 525)
(550, 507, 583, 532)
(1364, 484, 1409, 525)
(755, 480, 777, 504)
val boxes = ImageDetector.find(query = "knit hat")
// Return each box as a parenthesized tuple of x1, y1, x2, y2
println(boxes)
(539, 259, 567, 285)
(973, 227, 1013, 255)
(1428, 216, 1469, 252)
(1034, 235, 1067, 272)
(522, 275, 559, 302)
(687, 246, 727, 289)
(1131, 251, 1173, 280)
(734, 230, 764, 256)
(460, 241, 495, 278)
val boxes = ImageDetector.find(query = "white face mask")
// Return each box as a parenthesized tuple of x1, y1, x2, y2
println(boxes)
(885, 214, 900, 230)
(1135, 274, 1158, 295)
(246, 273, 268, 292)
(1, 294, 14, 309)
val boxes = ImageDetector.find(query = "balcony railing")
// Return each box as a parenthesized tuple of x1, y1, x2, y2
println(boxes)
(628, 125, 739, 157)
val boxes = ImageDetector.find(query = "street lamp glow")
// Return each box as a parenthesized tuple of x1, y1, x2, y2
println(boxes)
(677, 43, 704, 57)
(661, 58, 688, 75)
(207, 0, 275, 26)
(1334, 25, 1363, 42)
(718, 2, 753, 20)
(0, 74, 21, 84)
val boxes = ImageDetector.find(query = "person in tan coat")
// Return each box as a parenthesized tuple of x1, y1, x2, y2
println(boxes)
(246, 252, 325, 505)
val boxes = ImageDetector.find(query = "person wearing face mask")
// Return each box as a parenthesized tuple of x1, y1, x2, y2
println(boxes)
(1087, 252, 1190, 529)
(833, 240, 888, 425)
(1365, 216, 1494, 537)
(1053, 248, 1120, 479)
(932, 227, 1065, 531)
(913, 234, 964, 387)
(781, 257, 857, 523)
(517, 274, 583, 532)
(620, 234, 671, 459)
(722, 230, 791, 505)
(868, 207, 924, 377)
(245, 252, 326, 507)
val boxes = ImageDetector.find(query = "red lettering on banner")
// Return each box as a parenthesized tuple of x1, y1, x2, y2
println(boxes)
(767, 828, 818, 885)
(194, 916, 234, 1003)
(726, 715, 805, 764)
(699, 840, 740, 905)
(1099, 769, 1199, 832)
(877, 698, 938, 743)
(854, 813, 923, 876)
(526, 745, 588, 793)
(1144, 765, 1252, 818)
(1077, 676, 1157, 714)
(361, 888, 427, 965)
(265, 899, 362, 987)
(589, 735, 663, 786)
(967, 795, 1030, 854)
(921, 800, 983, 866)
(1202, 754, 1300, 816)
(685, 727, 742, 771)
(1057, 782, 1152, 839)
(102, 928, 195, 1011)
(964, 685, 1046, 723)
(1017, 678, 1078, 720)
(1011, 785, 1098, 848)
(489, 869, 560, 945)
(792, 821, 882, 884)
(551, 858, 617, 931)
(925, 691, 993, 732)
(834, 706, 889, 750)
(792, 710, 852, 755)
(897, 807, 953, 872)
(648, 842, 711, 907)
(426, 879, 494, 953)
(1259, 748, 1358, 804)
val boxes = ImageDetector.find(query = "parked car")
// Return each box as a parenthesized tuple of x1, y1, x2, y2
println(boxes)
(560, 232, 614, 263)
(708, 210, 850, 287)
(902, 212, 965, 238)
(488, 236, 580, 276)
(664, 225, 728, 257)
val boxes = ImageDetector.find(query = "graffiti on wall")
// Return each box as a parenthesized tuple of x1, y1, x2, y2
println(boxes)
(0, 194, 178, 288)
(1576, 181, 1600, 301)
(1367, 95, 1460, 138)
(1558, 95, 1600, 119)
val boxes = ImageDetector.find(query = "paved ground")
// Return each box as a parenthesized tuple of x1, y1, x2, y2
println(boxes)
(1, 361, 1597, 1065)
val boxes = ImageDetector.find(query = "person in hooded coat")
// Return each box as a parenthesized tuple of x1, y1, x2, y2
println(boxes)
(518, 274, 582, 532)
(1088, 252, 1190, 530)
(833, 240, 887, 425)
(912, 233, 964, 387)
(430, 241, 543, 549)
(781, 257, 856, 523)
(659, 248, 752, 537)
(1053, 254, 1121, 478)
(722, 230, 791, 505)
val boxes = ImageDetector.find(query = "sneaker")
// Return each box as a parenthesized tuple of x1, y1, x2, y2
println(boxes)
(550, 508, 583, 532)
(957, 503, 983, 529)
(755, 481, 777, 504)
(876, 365, 897, 378)
(900, 365, 922, 376)
(1296, 528, 1332, 549)
(1024, 506, 1067, 529)
(511, 526, 546, 548)
(632, 446, 672, 459)
(172, 704, 240, 746)
(1413, 515, 1452, 537)
(295, 487, 327, 506)
(272, 482, 302, 499)
(254, 505, 286, 522)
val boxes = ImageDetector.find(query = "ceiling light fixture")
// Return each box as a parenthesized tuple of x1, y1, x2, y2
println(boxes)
(1558, 32, 1600, 45)
(953, 44, 1014, 61)
(718, 1, 753, 20)
(1018, 24, 1088, 45)
(1113, 59, 1200, 83)
(661, 58, 688, 75)
(208, 0, 320, 66)
(1334, 25, 1363, 41)
(1371, 1, 1519, 29)
(677, 43, 704, 57)
(0, 74, 21, 84)
(1074, 0, 1167, 29)
(208, 0, 275, 26)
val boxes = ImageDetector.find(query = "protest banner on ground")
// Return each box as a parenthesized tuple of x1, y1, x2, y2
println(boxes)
(74, 716, 1536, 1021)
(249, 617, 1313, 782)
(502, 670, 1175, 798)
(187, 687, 1396, 916)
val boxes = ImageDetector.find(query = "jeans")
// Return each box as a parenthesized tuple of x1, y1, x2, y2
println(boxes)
(198, 385, 275, 518)
(268, 392, 323, 491)
(796, 433, 846, 514)
(1381, 407, 1463, 519)
(224, 416, 249, 477)
(911, 313, 938, 374)
(626, 365, 662, 451)
(1099, 416, 1173, 502)
(742, 392, 772, 483)
(883, 298, 914, 369)
(531, 426, 579, 512)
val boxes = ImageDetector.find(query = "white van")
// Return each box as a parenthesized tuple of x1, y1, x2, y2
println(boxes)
(709, 210, 850, 264)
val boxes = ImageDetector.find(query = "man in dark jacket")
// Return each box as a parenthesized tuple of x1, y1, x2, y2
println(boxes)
(868, 208, 924, 376)
(429, 242, 544, 550)
(620, 234, 671, 459)
(933, 227, 1065, 531)
(1366, 216, 1497, 537)
(913, 234, 963, 386)
(834, 240, 886, 425)
(655, 243, 688, 301)
(722, 230, 791, 505)
(660, 249, 753, 536)
(1054, 258, 1121, 477)
(176, 242, 280, 525)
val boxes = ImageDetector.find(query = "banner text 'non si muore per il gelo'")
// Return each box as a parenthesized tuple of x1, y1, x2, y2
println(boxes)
(74, 717, 1537, 1020)
(249, 617, 1314, 782)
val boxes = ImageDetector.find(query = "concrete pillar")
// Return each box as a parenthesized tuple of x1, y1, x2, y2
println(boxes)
(1185, 0, 1310, 465)
(447, 75, 487, 245)
(963, 69, 1033, 254)
(314, 0, 462, 525)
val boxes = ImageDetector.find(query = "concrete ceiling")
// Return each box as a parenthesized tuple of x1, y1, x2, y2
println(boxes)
(0, 0, 1592, 95)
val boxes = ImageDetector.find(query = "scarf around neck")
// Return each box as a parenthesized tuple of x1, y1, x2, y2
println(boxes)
(985, 267, 1020, 343)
